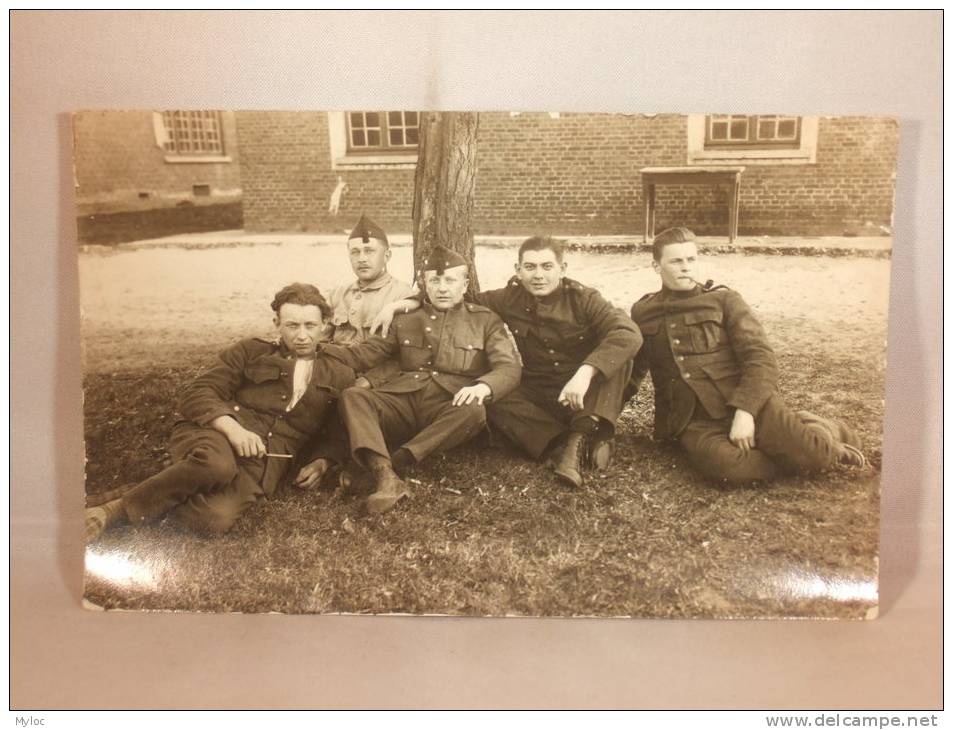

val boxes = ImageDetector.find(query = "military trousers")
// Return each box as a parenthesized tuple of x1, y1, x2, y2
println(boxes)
(339, 380, 487, 466)
(121, 423, 265, 534)
(487, 361, 634, 460)
(678, 394, 843, 484)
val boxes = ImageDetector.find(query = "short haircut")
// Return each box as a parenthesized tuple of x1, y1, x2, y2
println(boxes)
(270, 283, 331, 319)
(652, 227, 696, 261)
(518, 235, 566, 263)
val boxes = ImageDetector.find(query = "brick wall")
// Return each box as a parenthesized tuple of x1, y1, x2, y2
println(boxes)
(237, 112, 899, 237)
(73, 110, 242, 216)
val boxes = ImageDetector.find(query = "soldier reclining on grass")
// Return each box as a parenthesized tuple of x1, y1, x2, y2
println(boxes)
(372, 236, 643, 490)
(85, 283, 355, 541)
(629, 226, 868, 484)
(322, 245, 522, 515)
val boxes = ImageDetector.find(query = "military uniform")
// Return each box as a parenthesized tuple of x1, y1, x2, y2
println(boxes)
(630, 284, 854, 483)
(323, 299, 521, 465)
(118, 338, 355, 533)
(327, 271, 414, 386)
(477, 276, 643, 459)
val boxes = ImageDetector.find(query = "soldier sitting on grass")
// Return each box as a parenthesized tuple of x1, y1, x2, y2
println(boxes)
(372, 236, 643, 489)
(322, 246, 522, 515)
(629, 226, 867, 484)
(84, 283, 356, 541)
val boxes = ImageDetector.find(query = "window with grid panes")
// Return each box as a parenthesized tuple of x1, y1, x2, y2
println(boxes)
(347, 111, 419, 153)
(705, 115, 801, 149)
(162, 111, 225, 156)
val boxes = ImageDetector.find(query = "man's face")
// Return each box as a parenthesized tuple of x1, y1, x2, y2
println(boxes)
(348, 238, 390, 283)
(654, 241, 699, 291)
(515, 248, 566, 297)
(275, 303, 324, 358)
(423, 265, 469, 310)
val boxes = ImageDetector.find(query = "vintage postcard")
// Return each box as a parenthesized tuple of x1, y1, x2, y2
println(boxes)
(78, 110, 895, 618)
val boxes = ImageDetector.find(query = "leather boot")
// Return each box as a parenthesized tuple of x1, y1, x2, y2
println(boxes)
(389, 447, 416, 479)
(85, 497, 128, 542)
(366, 463, 411, 515)
(797, 410, 866, 466)
(589, 436, 613, 470)
(553, 432, 587, 488)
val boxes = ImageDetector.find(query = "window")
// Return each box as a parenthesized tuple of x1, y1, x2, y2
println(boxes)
(328, 111, 419, 169)
(347, 111, 420, 153)
(705, 115, 801, 149)
(161, 111, 225, 156)
(686, 114, 818, 165)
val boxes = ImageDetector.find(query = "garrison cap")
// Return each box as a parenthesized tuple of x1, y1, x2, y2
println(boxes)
(421, 245, 468, 275)
(348, 214, 388, 245)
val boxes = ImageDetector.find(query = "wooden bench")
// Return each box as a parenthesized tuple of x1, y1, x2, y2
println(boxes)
(640, 166, 745, 243)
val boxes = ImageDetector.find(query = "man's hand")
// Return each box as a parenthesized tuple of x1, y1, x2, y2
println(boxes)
(558, 365, 597, 411)
(293, 458, 331, 489)
(452, 383, 492, 407)
(729, 409, 757, 452)
(212, 416, 266, 458)
(369, 299, 419, 337)
(354, 376, 372, 389)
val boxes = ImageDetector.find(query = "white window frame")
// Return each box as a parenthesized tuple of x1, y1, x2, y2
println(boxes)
(687, 114, 818, 165)
(328, 112, 418, 170)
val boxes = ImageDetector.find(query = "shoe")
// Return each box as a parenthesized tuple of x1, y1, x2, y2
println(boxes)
(366, 464, 411, 515)
(85, 498, 127, 542)
(837, 443, 868, 468)
(798, 410, 866, 465)
(589, 437, 613, 470)
(389, 447, 416, 479)
(553, 432, 586, 489)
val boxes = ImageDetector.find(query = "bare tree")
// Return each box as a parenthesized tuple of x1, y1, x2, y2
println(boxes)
(411, 111, 480, 293)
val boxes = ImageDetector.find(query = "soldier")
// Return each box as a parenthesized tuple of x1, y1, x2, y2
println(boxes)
(323, 246, 522, 515)
(84, 283, 356, 541)
(326, 214, 415, 388)
(629, 226, 867, 484)
(373, 236, 643, 489)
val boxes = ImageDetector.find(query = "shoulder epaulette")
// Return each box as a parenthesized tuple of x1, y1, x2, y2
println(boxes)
(465, 302, 492, 314)
(701, 279, 731, 293)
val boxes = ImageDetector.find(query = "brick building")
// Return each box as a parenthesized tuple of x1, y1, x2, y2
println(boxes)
(73, 110, 243, 243)
(235, 111, 898, 237)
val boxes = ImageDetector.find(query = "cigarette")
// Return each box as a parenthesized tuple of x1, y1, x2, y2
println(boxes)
(264, 452, 294, 459)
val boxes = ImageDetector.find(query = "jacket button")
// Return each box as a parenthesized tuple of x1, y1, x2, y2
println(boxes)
(467, 345, 473, 350)
(233, 405, 240, 411)
(280, 394, 287, 400)
(673, 338, 680, 345)
(267, 432, 273, 438)
(554, 362, 560, 367)
(684, 373, 691, 379)
(548, 349, 554, 354)
(414, 374, 420, 378)
(670, 323, 677, 329)
(430, 315, 437, 320)
(425, 327, 432, 332)
(280, 371, 287, 377)
(403, 339, 411, 344)
(678, 356, 685, 362)
(432, 371, 439, 376)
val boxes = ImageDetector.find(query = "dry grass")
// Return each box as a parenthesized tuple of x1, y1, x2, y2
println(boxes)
(83, 315, 882, 618)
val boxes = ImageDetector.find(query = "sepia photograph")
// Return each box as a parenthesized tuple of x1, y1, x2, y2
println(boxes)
(78, 109, 896, 618)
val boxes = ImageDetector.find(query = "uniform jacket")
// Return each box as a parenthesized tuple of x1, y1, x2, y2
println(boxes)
(473, 276, 643, 388)
(322, 299, 521, 399)
(327, 272, 415, 387)
(176, 338, 356, 495)
(630, 284, 779, 440)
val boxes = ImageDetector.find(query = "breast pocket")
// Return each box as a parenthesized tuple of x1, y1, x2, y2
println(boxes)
(452, 331, 486, 373)
(683, 310, 725, 352)
(243, 362, 281, 383)
(396, 330, 430, 370)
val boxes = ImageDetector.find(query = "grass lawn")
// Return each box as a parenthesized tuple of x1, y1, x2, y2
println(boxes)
(83, 315, 882, 618)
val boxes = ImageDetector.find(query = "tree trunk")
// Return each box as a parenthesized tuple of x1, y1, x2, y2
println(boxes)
(412, 111, 480, 294)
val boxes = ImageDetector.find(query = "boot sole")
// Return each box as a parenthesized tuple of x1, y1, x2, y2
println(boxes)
(553, 468, 583, 489)
(365, 490, 410, 515)
(590, 441, 612, 470)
